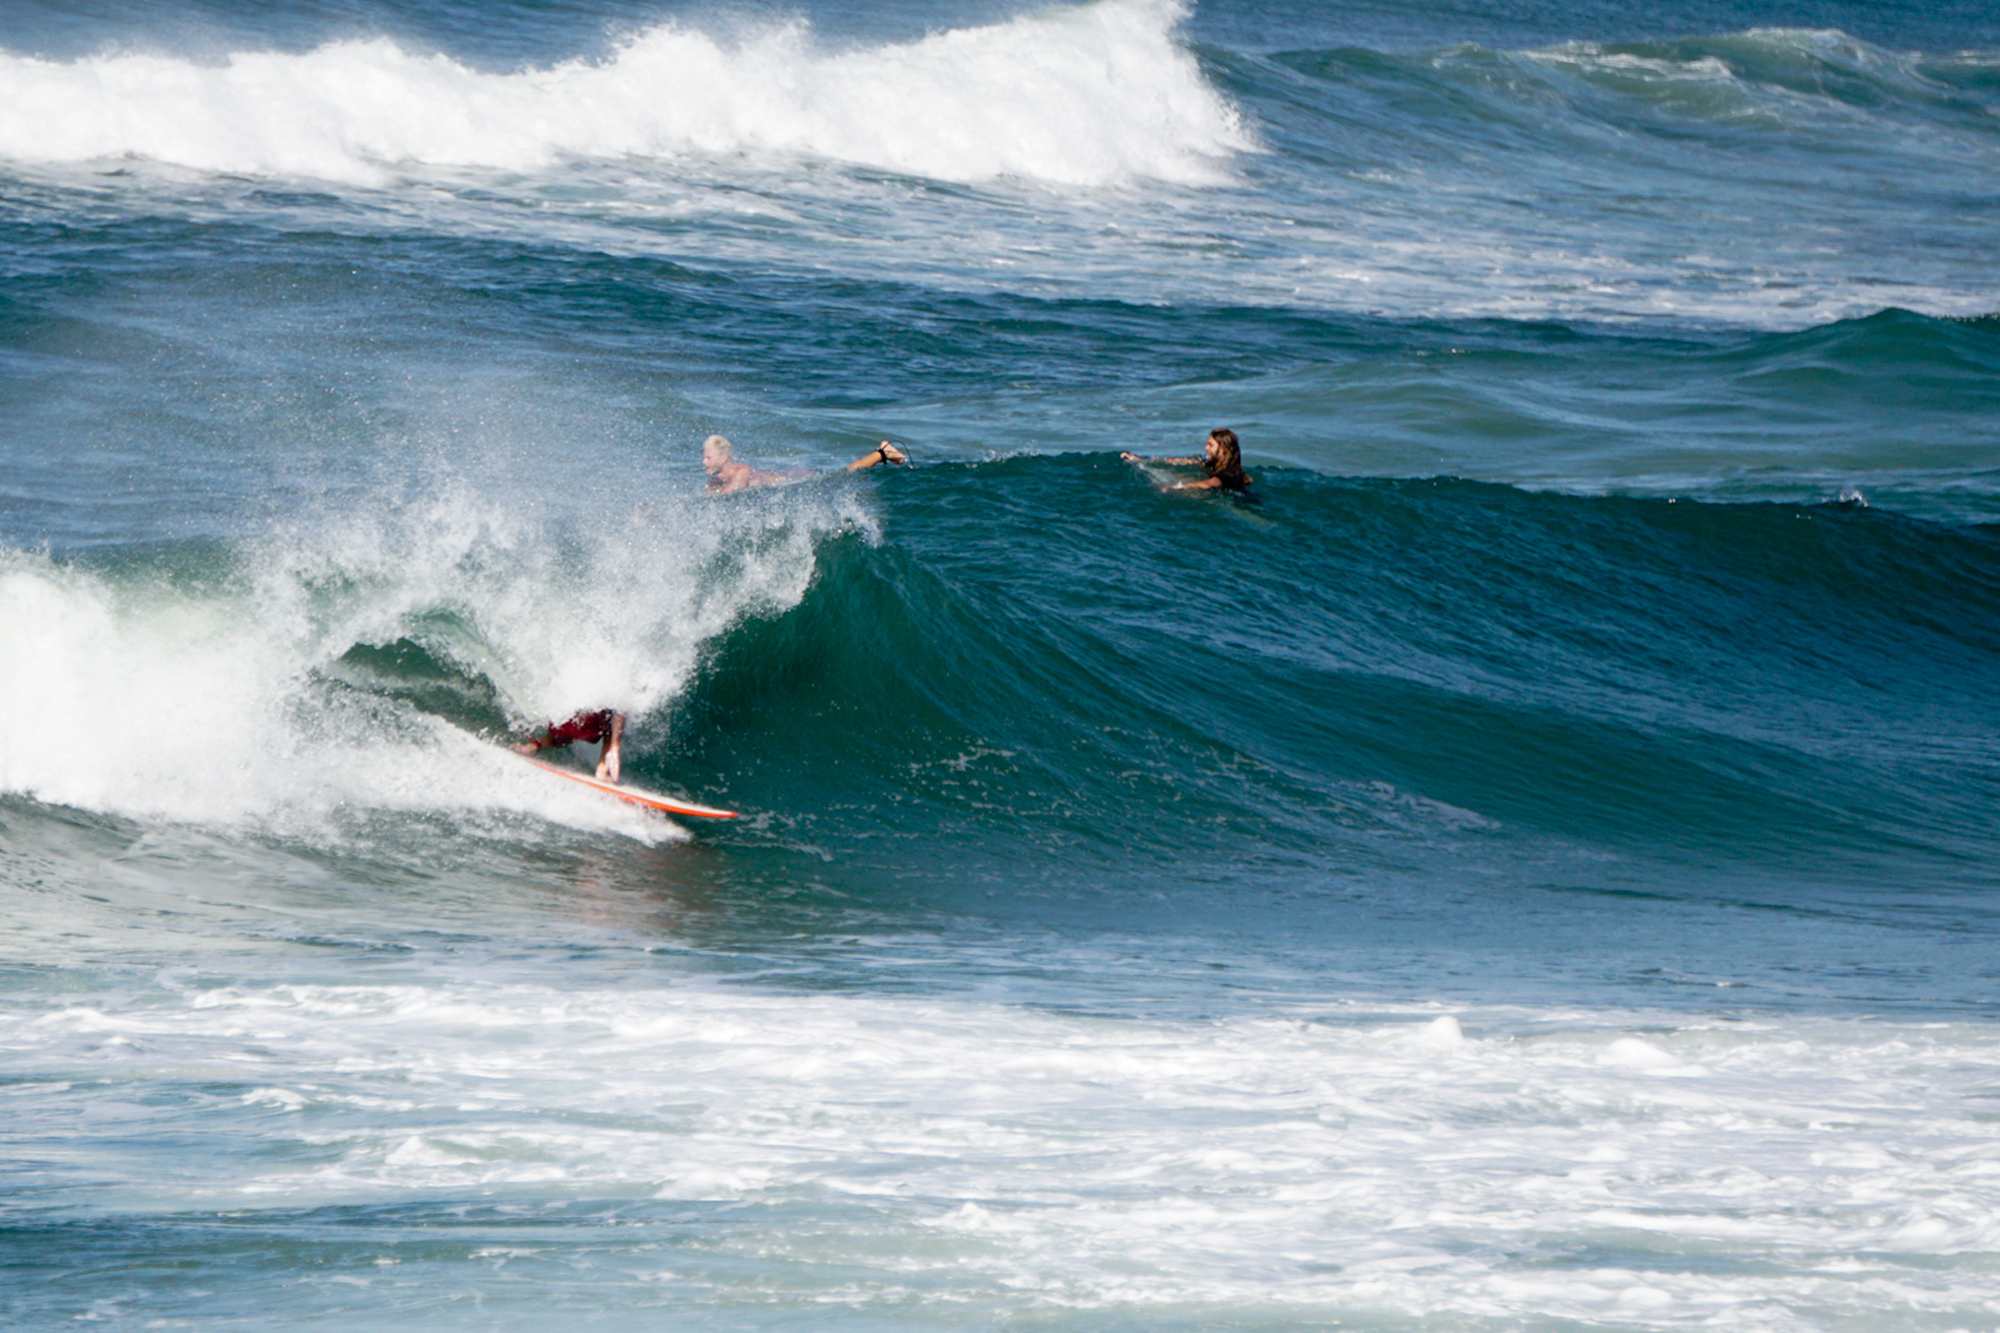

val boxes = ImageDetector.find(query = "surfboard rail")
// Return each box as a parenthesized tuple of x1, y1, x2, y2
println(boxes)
(525, 757, 739, 819)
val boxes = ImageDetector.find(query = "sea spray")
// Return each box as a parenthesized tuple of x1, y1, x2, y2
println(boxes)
(0, 479, 874, 833)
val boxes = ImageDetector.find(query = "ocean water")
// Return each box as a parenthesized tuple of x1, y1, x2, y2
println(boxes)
(4, 0, 2000, 1328)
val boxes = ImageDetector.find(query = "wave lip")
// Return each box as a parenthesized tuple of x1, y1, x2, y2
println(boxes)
(0, 0, 1251, 187)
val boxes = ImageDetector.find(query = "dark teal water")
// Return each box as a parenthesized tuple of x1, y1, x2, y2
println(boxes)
(3, 1, 1999, 1328)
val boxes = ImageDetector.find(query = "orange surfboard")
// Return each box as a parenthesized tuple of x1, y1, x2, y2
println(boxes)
(526, 757, 739, 819)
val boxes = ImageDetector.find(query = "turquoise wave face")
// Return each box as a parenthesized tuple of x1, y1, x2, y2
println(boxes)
(656, 463, 2000, 880)
(8, 453, 1997, 1009)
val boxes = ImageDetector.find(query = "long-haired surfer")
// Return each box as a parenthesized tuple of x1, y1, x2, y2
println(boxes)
(1122, 427, 1252, 492)
(703, 434, 907, 493)
(513, 709, 625, 782)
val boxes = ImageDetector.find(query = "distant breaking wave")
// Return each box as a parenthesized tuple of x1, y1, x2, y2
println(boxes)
(0, 0, 1251, 186)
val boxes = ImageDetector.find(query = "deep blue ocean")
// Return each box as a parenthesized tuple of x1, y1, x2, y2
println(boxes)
(4, 1, 1999, 1328)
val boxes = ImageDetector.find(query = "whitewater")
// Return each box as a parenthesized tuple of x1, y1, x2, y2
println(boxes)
(3, 0, 1999, 1329)
(0, 1, 1249, 186)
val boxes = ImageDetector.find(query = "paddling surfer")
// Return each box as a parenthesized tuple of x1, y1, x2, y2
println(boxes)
(1122, 427, 1252, 492)
(514, 709, 624, 783)
(703, 433, 907, 493)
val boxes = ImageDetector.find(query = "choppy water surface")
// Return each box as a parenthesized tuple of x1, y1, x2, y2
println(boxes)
(3, 0, 1999, 1328)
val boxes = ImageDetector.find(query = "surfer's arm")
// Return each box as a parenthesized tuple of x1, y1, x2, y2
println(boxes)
(847, 442, 906, 471)
(1121, 452, 1202, 465)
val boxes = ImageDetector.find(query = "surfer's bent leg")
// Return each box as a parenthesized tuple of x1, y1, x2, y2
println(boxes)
(596, 712, 625, 783)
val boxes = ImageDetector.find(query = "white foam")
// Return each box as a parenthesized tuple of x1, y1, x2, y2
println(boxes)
(0, 554, 286, 819)
(1599, 1035, 1682, 1068)
(0, 0, 1249, 187)
(1412, 1013, 1465, 1049)
(0, 480, 860, 836)
(4, 982, 1997, 1323)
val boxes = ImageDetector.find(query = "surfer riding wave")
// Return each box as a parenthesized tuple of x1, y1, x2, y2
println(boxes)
(514, 709, 624, 782)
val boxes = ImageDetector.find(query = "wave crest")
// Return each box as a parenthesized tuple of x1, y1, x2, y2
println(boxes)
(0, 0, 1251, 187)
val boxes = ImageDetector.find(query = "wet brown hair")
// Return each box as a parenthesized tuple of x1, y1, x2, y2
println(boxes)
(1206, 428, 1250, 489)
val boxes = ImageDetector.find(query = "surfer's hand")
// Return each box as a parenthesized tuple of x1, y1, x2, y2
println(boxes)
(1120, 452, 1140, 462)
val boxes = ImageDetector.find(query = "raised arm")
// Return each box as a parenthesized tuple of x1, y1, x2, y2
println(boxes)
(848, 442, 908, 471)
